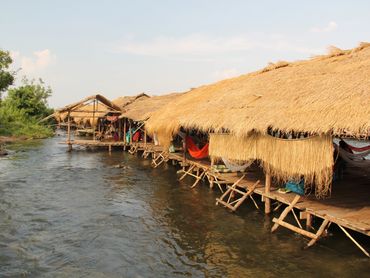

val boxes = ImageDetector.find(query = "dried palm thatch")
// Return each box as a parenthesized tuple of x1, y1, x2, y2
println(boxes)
(119, 93, 184, 122)
(209, 133, 333, 197)
(146, 42, 370, 140)
(112, 93, 150, 109)
(55, 94, 121, 125)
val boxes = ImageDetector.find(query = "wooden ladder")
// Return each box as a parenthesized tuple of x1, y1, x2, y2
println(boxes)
(271, 195, 331, 248)
(128, 144, 139, 155)
(151, 151, 169, 168)
(178, 164, 207, 188)
(216, 175, 260, 211)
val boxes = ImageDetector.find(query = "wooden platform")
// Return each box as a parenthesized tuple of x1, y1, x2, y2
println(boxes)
(61, 139, 127, 147)
(211, 167, 370, 237)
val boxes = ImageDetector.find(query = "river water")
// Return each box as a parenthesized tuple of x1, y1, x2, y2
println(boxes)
(0, 137, 369, 277)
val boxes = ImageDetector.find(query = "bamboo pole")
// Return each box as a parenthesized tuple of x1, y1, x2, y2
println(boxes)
(123, 118, 127, 144)
(306, 213, 313, 230)
(92, 99, 96, 141)
(182, 133, 187, 169)
(67, 110, 72, 152)
(264, 173, 271, 214)
(338, 225, 369, 257)
(118, 118, 122, 141)
(144, 128, 147, 147)
(129, 121, 132, 144)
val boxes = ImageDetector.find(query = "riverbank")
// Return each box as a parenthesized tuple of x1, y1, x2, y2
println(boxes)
(0, 133, 53, 156)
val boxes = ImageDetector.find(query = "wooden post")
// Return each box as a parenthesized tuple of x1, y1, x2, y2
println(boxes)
(67, 110, 72, 152)
(264, 173, 271, 214)
(92, 99, 96, 141)
(182, 134, 187, 169)
(129, 121, 132, 144)
(144, 128, 147, 146)
(123, 118, 127, 144)
(306, 212, 313, 230)
(118, 117, 122, 141)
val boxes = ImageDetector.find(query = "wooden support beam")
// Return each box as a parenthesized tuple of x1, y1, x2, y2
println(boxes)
(306, 219, 330, 248)
(129, 121, 132, 144)
(67, 111, 72, 152)
(306, 212, 313, 231)
(179, 165, 196, 181)
(265, 173, 271, 214)
(92, 99, 96, 141)
(271, 195, 301, 232)
(272, 219, 317, 239)
(123, 119, 127, 145)
(338, 225, 370, 257)
(144, 129, 147, 146)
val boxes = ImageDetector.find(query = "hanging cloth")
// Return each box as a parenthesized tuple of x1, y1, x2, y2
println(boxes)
(222, 158, 253, 172)
(346, 142, 370, 152)
(132, 131, 141, 142)
(185, 136, 209, 159)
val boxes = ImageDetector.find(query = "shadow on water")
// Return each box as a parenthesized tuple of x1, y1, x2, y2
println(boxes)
(0, 137, 369, 277)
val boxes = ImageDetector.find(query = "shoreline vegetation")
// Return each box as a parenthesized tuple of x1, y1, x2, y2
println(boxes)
(0, 49, 54, 152)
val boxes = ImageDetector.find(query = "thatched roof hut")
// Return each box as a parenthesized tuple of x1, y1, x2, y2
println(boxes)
(55, 94, 121, 125)
(147, 42, 370, 139)
(146, 42, 370, 197)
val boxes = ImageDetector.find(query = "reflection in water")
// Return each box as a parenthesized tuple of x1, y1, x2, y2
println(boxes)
(0, 137, 369, 277)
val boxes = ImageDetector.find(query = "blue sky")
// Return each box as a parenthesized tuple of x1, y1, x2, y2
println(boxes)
(1, 0, 369, 107)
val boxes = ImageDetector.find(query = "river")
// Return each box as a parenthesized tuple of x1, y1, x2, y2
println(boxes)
(0, 137, 369, 277)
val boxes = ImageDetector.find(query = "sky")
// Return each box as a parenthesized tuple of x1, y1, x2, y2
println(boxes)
(1, 0, 369, 108)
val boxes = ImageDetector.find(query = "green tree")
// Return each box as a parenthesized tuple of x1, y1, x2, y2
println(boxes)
(4, 77, 53, 119)
(0, 49, 15, 99)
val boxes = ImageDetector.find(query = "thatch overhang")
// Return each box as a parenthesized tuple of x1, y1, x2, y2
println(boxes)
(119, 92, 184, 122)
(146, 42, 370, 141)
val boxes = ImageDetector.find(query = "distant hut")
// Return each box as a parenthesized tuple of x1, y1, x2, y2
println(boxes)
(116, 92, 184, 153)
(54, 94, 122, 149)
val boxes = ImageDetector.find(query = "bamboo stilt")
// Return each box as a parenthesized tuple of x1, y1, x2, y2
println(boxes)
(265, 173, 271, 214)
(338, 224, 370, 257)
(67, 111, 72, 152)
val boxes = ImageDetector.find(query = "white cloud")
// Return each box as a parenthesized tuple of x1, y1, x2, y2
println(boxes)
(310, 21, 338, 33)
(10, 49, 55, 74)
(112, 34, 322, 59)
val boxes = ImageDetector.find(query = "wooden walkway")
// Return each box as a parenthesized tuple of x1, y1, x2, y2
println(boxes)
(62, 139, 127, 147)
(62, 139, 370, 256)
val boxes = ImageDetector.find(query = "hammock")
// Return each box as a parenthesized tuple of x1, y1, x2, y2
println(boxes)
(185, 136, 209, 159)
(335, 145, 370, 168)
(222, 158, 253, 172)
(343, 140, 370, 152)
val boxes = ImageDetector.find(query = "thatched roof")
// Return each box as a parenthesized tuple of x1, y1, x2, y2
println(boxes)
(146, 42, 370, 140)
(112, 93, 150, 109)
(119, 93, 184, 122)
(58, 94, 121, 113)
(55, 94, 121, 124)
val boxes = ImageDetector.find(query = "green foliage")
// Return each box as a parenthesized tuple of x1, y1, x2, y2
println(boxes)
(0, 76, 54, 139)
(0, 49, 15, 98)
(4, 77, 53, 119)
